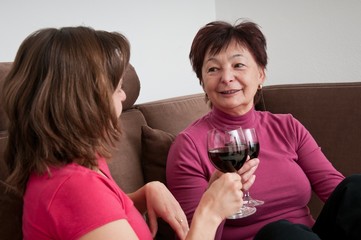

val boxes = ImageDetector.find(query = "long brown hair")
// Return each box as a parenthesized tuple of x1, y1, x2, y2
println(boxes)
(2, 26, 130, 193)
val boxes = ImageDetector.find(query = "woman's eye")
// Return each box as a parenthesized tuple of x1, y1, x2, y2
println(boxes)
(235, 63, 245, 68)
(207, 67, 218, 73)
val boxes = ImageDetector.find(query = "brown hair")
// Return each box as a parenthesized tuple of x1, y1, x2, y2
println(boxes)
(2, 26, 130, 193)
(189, 20, 268, 84)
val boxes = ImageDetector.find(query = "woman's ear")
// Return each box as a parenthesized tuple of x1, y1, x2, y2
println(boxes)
(258, 67, 266, 85)
(200, 80, 205, 91)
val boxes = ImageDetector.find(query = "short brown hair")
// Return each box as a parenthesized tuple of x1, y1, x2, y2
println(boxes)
(189, 20, 267, 84)
(2, 26, 130, 193)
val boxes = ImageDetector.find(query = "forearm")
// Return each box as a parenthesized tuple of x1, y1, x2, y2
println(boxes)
(185, 195, 223, 239)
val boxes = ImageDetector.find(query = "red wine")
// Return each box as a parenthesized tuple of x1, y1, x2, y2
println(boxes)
(248, 142, 260, 159)
(208, 145, 248, 172)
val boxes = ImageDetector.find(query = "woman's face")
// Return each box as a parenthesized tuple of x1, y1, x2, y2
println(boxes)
(201, 39, 265, 116)
(112, 79, 127, 117)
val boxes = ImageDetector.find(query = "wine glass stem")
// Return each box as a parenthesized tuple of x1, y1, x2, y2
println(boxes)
(244, 190, 251, 203)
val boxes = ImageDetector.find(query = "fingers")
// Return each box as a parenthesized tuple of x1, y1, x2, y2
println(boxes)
(213, 173, 244, 218)
(237, 158, 259, 177)
(167, 212, 189, 240)
(144, 181, 189, 239)
(235, 158, 258, 192)
(242, 174, 256, 191)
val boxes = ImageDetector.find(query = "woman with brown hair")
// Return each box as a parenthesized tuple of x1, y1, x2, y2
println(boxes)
(2, 26, 245, 240)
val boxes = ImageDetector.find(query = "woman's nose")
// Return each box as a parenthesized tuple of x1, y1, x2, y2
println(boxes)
(221, 69, 235, 84)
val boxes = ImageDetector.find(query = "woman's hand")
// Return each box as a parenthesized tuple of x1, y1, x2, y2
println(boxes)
(143, 181, 189, 239)
(201, 172, 244, 219)
(208, 157, 259, 191)
(237, 157, 259, 191)
(186, 172, 243, 239)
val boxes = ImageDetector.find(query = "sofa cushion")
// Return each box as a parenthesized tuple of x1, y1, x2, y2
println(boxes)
(108, 108, 147, 193)
(140, 125, 176, 240)
(141, 125, 175, 184)
(261, 82, 361, 217)
(0, 62, 11, 133)
(122, 64, 141, 111)
(0, 136, 9, 182)
(137, 93, 210, 135)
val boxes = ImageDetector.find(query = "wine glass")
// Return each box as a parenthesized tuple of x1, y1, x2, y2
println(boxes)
(207, 128, 256, 219)
(243, 128, 264, 206)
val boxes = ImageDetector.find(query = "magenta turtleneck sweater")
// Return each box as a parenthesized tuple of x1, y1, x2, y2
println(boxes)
(166, 107, 344, 240)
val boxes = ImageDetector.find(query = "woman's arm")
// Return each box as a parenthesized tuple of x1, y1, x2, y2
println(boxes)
(186, 172, 243, 239)
(128, 181, 190, 238)
(79, 173, 244, 240)
(78, 220, 139, 240)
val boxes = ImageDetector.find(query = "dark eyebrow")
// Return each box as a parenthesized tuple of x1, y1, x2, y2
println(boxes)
(230, 53, 245, 60)
(205, 53, 246, 64)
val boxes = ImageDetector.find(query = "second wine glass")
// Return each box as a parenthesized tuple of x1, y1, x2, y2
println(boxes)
(207, 127, 256, 219)
(243, 128, 264, 206)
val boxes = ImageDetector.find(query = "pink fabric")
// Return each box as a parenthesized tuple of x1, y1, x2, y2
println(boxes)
(166, 107, 344, 240)
(23, 157, 152, 240)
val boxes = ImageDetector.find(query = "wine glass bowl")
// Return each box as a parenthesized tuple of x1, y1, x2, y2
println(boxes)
(243, 128, 264, 206)
(207, 128, 256, 218)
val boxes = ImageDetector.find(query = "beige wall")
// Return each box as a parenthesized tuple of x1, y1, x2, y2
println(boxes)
(0, 0, 215, 103)
(216, 0, 361, 86)
(1, 0, 360, 103)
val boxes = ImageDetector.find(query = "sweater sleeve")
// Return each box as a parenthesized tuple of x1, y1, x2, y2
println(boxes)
(166, 132, 209, 220)
(291, 116, 344, 202)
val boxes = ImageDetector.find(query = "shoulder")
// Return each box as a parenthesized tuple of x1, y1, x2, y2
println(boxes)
(180, 112, 211, 137)
(26, 163, 128, 211)
(257, 110, 295, 121)
(168, 113, 211, 158)
(24, 164, 130, 240)
(172, 114, 210, 148)
(257, 110, 303, 128)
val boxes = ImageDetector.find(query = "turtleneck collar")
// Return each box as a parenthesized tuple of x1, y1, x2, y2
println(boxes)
(208, 106, 258, 130)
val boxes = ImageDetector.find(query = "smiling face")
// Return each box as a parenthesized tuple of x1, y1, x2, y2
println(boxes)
(201, 39, 265, 116)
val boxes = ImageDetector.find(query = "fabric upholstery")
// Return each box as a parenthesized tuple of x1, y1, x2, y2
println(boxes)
(108, 109, 147, 193)
(260, 83, 361, 216)
(137, 93, 210, 135)
(141, 125, 176, 184)
(0, 63, 11, 133)
(261, 83, 361, 177)
(141, 125, 177, 240)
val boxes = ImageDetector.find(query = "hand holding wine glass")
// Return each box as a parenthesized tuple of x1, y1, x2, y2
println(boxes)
(207, 127, 256, 219)
(243, 128, 264, 206)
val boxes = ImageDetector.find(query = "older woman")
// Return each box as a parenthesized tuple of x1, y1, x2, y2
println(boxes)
(166, 20, 360, 240)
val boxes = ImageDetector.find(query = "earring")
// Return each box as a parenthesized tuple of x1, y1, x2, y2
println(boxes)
(258, 84, 263, 90)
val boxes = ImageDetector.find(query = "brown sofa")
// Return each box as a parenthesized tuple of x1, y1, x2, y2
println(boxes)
(1, 62, 361, 240)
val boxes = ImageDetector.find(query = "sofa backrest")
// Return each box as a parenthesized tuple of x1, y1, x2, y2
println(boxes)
(260, 82, 361, 177)
(258, 82, 361, 216)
